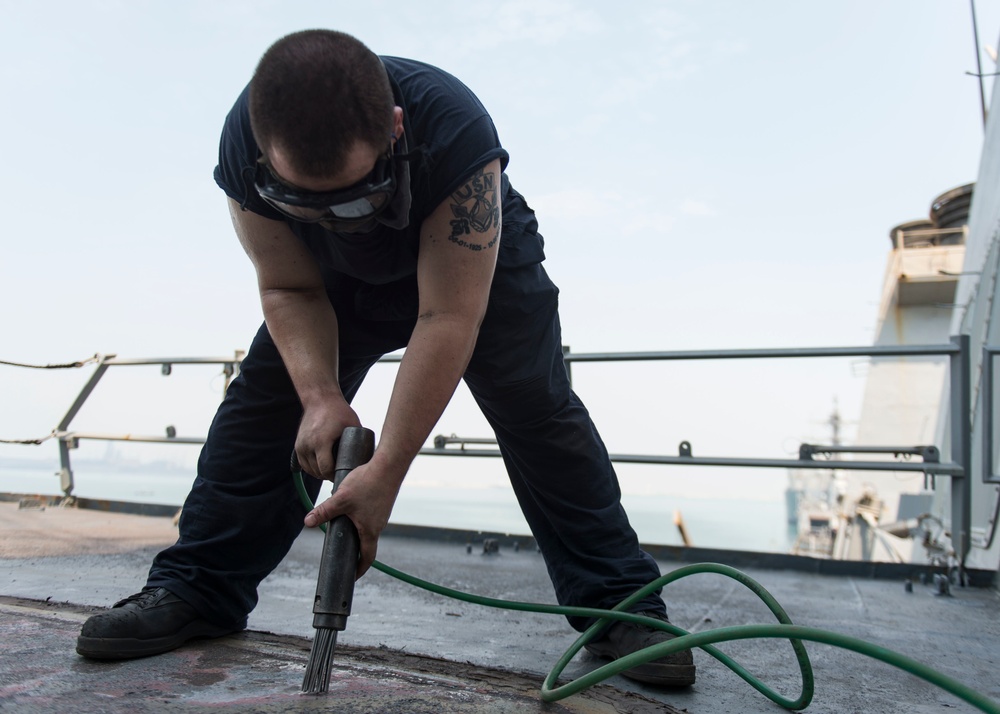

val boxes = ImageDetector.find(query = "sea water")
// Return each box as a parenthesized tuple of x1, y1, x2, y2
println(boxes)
(1, 460, 793, 553)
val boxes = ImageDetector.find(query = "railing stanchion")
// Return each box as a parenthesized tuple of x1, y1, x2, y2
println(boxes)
(950, 335, 972, 569)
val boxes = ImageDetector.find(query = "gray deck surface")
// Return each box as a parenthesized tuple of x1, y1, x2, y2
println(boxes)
(1, 501, 998, 713)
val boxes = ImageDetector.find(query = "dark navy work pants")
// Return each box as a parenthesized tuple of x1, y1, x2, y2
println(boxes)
(148, 263, 665, 632)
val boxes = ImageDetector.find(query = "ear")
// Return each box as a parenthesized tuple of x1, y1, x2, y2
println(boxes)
(391, 106, 405, 141)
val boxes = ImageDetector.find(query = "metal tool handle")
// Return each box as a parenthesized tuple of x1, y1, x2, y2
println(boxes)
(311, 426, 375, 630)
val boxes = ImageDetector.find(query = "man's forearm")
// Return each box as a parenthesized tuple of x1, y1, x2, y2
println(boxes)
(369, 314, 482, 483)
(260, 287, 344, 406)
(260, 287, 363, 480)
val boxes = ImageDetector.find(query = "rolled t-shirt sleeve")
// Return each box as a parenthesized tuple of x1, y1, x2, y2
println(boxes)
(212, 84, 285, 221)
(421, 113, 508, 220)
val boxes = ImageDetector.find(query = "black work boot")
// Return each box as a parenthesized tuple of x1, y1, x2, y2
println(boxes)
(584, 612, 696, 687)
(76, 587, 237, 660)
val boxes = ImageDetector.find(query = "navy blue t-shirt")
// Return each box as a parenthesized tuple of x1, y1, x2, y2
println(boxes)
(214, 56, 545, 288)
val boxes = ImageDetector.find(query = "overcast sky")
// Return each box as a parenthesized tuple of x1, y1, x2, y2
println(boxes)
(2, 1, 998, 505)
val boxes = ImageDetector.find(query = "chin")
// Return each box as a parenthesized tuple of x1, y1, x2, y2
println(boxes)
(319, 218, 379, 234)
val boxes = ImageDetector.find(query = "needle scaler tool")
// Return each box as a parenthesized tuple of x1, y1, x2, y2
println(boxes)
(297, 426, 375, 694)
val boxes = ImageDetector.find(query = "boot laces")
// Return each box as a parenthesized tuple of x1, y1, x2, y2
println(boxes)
(112, 588, 160, 609)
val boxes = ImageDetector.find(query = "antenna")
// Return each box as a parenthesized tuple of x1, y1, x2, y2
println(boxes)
(970, 0, 987, 129)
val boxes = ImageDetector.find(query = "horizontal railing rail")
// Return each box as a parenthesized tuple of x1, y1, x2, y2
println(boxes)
(423, 435, 960, 474)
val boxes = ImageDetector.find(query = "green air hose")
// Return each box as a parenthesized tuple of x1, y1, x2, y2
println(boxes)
(293, 471, 1000, 713)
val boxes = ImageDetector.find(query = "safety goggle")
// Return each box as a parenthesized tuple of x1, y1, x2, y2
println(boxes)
(254, 145, 396, 224)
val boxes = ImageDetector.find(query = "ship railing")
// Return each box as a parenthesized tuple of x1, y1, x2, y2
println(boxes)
(976, 345, 1000, 486)
(51, 354, 243, 496)
(890, 225, 967, 250)
(48, 337, 973, 566)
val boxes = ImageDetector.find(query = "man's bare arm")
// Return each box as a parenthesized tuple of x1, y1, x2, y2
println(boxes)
(227, 198, 360, 480)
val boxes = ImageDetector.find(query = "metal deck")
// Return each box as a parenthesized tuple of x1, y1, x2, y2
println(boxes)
(1, 501, 998, 713)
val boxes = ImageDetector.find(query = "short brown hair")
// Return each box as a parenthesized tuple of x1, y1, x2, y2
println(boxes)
(249, 30, 394, 179)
